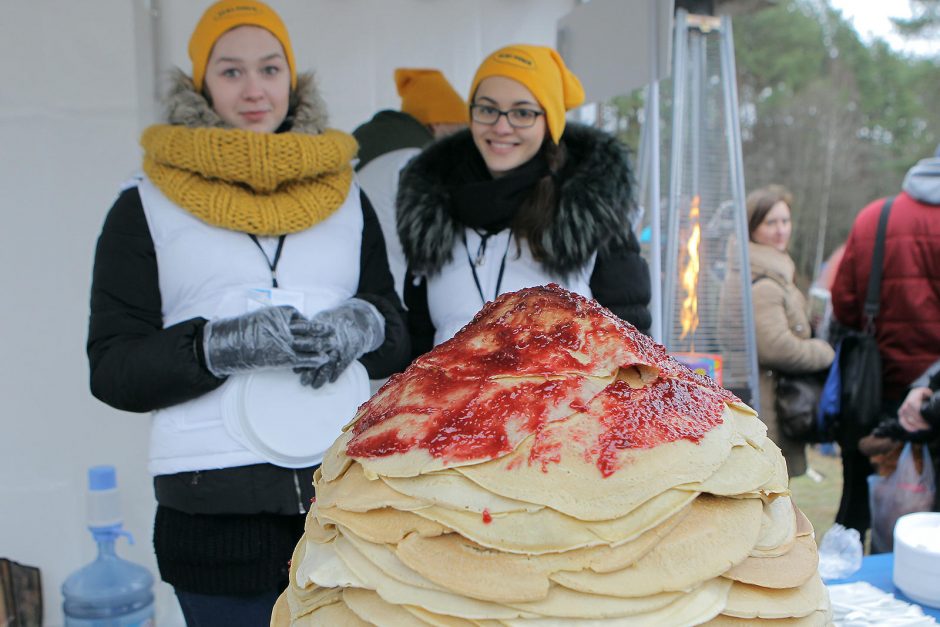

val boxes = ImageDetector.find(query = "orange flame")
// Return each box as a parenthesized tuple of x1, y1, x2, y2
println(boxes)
(679, 195, 701, 341)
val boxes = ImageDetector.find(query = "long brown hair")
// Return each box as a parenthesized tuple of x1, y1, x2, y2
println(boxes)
(746, 184, 792, 241)
(512, 139, 566, 260)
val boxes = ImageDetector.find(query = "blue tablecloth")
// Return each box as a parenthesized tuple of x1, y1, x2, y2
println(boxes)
(826, 552, 940, 620)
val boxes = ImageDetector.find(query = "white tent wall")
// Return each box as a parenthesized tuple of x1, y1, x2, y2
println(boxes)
(0, 1, 574, 624)
(154, 0, 577, 132)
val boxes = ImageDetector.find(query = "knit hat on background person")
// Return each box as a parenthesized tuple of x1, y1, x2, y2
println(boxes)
(394, 69, 469, 126)
(469, 44, 585, 144)
(188, 0, 297, 92)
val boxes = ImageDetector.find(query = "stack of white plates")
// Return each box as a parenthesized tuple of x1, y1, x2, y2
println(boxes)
(894, 511, 940, 608)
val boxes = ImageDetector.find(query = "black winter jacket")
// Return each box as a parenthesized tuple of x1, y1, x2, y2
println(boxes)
(87, 188, 409, 413)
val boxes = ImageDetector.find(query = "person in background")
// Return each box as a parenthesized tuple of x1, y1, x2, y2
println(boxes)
(831, 144, 940, 534)
(353, 68, 468, 299)
(741, 184, 835, 478)
(86, 1, 408, 624)
(396, 44, 651, 356)
(898, 358, 940, 512)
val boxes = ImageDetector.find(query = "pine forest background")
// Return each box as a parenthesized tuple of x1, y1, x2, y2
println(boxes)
(606, 0, 940, 287)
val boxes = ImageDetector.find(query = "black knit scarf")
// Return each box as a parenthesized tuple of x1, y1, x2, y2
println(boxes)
(447, 150, 548, 234)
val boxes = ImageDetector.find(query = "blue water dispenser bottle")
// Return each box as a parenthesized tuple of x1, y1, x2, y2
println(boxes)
(61, 465, 155, 626)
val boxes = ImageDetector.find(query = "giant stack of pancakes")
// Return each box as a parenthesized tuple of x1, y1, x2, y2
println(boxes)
(273, 285, 831, 626)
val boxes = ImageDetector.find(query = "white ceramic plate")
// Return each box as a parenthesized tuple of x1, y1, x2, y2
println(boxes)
(222, 365, 369, 468)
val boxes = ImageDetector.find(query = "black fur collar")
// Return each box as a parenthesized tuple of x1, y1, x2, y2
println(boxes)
(397, 123, 637, 277)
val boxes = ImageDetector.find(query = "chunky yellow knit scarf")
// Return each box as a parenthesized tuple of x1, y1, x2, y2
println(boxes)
(140, 125, 358, 235)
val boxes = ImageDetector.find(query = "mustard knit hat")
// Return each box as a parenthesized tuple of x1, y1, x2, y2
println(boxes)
(188, 0, 297, 92)
(469, 44, 585, 144)
(394, 68, 468, 125)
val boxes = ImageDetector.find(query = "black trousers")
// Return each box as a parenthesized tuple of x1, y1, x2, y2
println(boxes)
(835, 443, 874, 535)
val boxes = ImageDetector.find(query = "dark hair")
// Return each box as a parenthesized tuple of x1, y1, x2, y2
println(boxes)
(746, 184, 792, 240)
(512, 139, 566, 261)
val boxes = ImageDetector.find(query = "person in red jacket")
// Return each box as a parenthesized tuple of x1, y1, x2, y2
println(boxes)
(830, 144, 940, 536)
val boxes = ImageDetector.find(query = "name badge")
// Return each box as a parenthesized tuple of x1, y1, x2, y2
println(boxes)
(247, 288, 306, 312)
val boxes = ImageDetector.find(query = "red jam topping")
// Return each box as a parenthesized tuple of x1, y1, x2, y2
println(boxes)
(528, 376, 726, 477)
(482, 508, 492, 524)
(347, 374, 591, 461)
(418, 285, 656, 379)
(627, 329, 738, 402)
(591, 377, 725, 476)
(345, 285, 736, 466)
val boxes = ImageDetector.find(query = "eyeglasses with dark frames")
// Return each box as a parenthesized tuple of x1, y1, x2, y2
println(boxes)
(469, 104, 544, 128)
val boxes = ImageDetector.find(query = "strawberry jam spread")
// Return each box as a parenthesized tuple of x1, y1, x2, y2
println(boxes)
(418, 285, 655, 379)
(590, 376, 726, 476)
(347, 374, 590, 461)
(346, 285, 732, 467)
(524, 376, 726, 477)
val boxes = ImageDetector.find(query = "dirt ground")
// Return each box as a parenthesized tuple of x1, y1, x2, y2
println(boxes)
(789, 444, 847, 544)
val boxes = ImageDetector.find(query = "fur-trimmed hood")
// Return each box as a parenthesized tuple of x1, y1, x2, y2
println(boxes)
(162, 68, 329, 135)
(397, 123, 638, 277)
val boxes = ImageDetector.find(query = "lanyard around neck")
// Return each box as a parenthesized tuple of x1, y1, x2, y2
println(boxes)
(462, 230, 512, 306)
(248, 234, 286, 288)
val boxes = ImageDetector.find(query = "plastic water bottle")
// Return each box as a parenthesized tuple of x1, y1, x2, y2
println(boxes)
(62, 465, 155, 626)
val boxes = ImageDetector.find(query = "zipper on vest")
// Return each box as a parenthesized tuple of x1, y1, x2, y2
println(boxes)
(293, 470, 306, 515)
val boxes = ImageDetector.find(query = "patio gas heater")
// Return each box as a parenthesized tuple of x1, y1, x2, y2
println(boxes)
(660, 9, 760, 407)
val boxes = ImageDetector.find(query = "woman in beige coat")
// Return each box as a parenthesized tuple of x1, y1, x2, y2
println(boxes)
(745, 185, 835, 477)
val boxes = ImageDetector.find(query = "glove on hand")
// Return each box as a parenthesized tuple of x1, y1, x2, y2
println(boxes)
(203, 305, 330, 377)
(295, 298, 385, 389)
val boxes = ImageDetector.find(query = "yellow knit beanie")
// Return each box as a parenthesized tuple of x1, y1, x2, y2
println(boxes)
(469, 45, 585, 144)
(394, 68, 468, 125)
(188, 0, 297, 92)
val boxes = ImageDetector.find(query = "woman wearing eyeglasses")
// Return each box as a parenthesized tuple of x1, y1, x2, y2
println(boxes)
(397, 44, 651, 355)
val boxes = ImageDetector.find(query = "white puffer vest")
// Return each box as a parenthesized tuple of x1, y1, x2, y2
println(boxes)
(137, 176, 368, 475)
(426, 228, 595, 346)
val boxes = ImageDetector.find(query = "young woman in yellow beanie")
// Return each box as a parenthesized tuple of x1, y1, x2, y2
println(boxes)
(86, 1, 408, 623)
(397, 44, 651, 354)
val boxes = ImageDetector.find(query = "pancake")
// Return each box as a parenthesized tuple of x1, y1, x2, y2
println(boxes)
(317, 461, 428, 512)
(751, 495, 797, 557)
(414, 284, 664, 380)
(703, 609, 830, 626)
(551, 495, 762, 597)
(343, 587, 429, 626)
(721, 574, 830, 620)
(317, 506, 448, 545)
(349, 373, 611, 478)
(458, 386, 734, 521)
(331, 534, 536, 621)
(395, 503, 691, 604)
(300, 600, 370, 626)
(502, 577, 732, 626)
(411, 489, 697, 555)
(677, 440, 774, 495)
(273, 285, 828, 626)
(383, 470, 544, 515)
(723, 534, 819, 589)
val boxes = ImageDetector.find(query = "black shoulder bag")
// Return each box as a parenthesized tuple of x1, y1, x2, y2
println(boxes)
(775, 370, 829, 441)
(760, 271, 829, 441)
(835, 196, 893, 444)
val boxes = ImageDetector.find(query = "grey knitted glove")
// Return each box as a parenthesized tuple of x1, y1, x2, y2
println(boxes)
(294, 299, 385, 389)
(203, 305, 329, 377)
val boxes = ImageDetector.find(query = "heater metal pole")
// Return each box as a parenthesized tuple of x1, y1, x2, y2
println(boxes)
(663, 8, 690, 342)
(646, 5, 664, 343)
(689, 28, 704, 201)
(719, 14, 761, 409)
